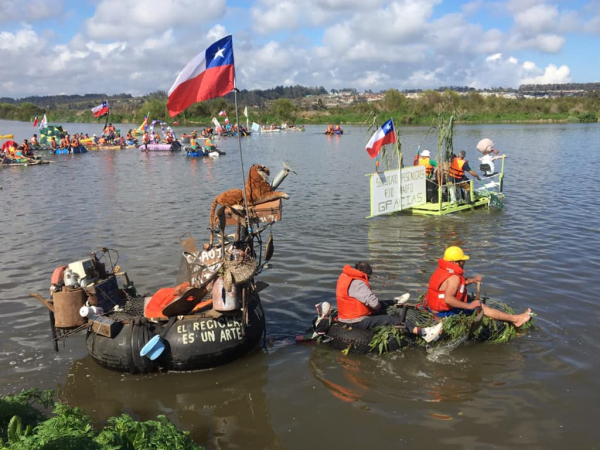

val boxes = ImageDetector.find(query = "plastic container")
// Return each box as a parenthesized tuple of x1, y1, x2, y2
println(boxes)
(79, 305, 104, 318)
(211, 276, 240, 311)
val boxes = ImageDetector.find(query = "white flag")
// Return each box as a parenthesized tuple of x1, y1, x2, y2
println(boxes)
(212, 117, 220, 129)
(39, 114, 48, 130)
(243, 106, 248, 117)
(251, 122, 260, 132)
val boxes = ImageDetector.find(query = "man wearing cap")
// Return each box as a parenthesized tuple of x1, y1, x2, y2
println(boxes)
(417, 149, 438, 202)
(424, 246, 531, 327)
(336, 261, 443, 343)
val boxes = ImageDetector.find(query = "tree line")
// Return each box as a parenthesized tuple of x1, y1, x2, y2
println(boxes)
(1, 85, 598, 126)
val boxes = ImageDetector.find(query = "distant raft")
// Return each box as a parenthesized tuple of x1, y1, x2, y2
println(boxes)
(139, 141, 182, 152)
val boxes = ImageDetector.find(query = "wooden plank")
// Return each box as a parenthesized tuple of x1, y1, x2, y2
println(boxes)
(224, 199, 282, 226)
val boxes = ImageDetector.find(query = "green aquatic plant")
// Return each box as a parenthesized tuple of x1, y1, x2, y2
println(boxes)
(0, 390, 203, 450)
(369, 299, 534, 352)
(368, 325, 409, 355)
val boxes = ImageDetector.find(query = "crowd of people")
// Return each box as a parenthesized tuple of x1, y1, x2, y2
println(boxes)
(415, 137, 507, 204)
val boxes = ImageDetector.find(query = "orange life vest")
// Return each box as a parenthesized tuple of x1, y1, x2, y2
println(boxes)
(336, 265, 373, 320)
(418, 156, 434, 176)
(449, 158, 466, 179)
(205, 138, 213, 147)
(50, 140, 57, 149)
(425, 258, 467, 312)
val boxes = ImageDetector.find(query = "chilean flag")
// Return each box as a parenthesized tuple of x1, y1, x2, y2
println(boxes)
(366, 118, 396, 158)
(167, 35, 234, 117)
(92, 101, 109, 117)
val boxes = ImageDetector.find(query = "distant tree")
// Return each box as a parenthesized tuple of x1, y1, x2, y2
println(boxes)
(269, 98, 297, 122)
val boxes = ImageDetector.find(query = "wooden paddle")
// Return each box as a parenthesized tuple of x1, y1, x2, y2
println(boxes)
(162, 270, 219, 317)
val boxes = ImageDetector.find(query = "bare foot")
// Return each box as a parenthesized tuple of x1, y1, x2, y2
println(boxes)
(513, 308, 532, 327)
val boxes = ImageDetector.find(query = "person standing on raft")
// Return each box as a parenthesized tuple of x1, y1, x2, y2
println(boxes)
(424, 246, 532, 327)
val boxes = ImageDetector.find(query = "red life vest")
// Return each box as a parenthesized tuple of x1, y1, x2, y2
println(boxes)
(336, 265, 373, 320)
(425, 258, 467, 312)
(418, 156, 434, 176)
(449, 158, 466, 179)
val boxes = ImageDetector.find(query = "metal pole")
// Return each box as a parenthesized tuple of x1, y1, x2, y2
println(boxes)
(233, 82, 252, 236)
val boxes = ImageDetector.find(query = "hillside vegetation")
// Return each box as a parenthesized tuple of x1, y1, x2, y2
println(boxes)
(1, 84, 599, 127)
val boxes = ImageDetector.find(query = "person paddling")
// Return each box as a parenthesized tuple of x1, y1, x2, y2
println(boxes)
(424, 246, 531, 327)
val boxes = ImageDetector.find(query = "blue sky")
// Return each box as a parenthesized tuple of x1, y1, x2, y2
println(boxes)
(1, 0, 599, 98)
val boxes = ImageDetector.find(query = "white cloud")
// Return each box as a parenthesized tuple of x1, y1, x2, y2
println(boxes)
(0, 0, 63, 23)
(513, 3, 558, 34)
(0, 0, 587, 97)
(85, 0, 226, 40)
(521, 63, 571, 84)
(0, 28, 42, 52)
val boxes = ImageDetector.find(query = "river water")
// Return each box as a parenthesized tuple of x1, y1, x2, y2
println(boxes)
(1, 119, 599, 449)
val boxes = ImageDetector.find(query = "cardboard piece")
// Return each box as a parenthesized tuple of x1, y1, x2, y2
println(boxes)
(223, 199, 282, 226)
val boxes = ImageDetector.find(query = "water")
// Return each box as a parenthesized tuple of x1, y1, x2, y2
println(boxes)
(1, 119, 599, 449)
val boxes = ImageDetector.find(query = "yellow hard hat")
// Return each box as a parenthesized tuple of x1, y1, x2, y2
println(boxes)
(443, 246, 470, 262)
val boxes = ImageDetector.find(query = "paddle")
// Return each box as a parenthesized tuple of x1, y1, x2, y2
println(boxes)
(468, 281, 484, 338)
(161, 270, 219, 317)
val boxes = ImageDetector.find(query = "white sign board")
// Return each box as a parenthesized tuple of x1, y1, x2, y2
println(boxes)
(368, 165, 427, 217)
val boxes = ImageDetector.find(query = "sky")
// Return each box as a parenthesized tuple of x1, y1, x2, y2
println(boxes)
(1, 0, 599, 98)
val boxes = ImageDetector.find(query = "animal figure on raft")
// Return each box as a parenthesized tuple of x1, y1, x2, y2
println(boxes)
(208, 164, 290, 246)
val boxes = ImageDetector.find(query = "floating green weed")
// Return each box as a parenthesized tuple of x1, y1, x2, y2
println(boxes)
(0, 390, 203, 450)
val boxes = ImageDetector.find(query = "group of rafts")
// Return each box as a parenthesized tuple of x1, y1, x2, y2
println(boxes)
(29, 147, 529, 374)
(31, 163, 292, 373)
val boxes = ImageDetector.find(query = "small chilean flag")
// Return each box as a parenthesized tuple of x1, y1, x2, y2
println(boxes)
(167, 35, 234, 117)
(91, 101, 109, 117)
(366, 118, 396, 159)
(33, 115, 39, 127)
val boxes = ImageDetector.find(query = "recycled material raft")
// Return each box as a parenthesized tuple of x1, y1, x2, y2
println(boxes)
(314, 299, 533, 355)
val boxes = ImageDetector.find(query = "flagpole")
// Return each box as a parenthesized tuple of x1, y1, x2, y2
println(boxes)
(233, 82, 252, 237)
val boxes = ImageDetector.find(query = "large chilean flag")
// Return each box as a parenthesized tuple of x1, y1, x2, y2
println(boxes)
(167, 35, 234, 117)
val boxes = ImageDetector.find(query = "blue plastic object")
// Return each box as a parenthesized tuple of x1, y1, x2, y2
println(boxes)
(140, 335, 165, 360)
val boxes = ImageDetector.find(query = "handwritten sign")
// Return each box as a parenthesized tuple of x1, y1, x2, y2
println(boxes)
(176, 316, 243, 345)
(368, 165, 426, 217)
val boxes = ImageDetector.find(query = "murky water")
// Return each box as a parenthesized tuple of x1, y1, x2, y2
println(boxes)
(1, 119, 599, 449)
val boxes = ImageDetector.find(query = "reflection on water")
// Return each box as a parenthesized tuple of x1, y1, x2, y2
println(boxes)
(2, 120, 600, 448)
(58, 354, 284, 450)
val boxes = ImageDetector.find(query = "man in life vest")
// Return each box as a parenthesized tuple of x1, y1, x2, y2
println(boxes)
(336, 262, 443, 342)
(424, 246, 532, 327)
(418, 149, 438, 202)
(327, 124, 333, 134)
(190, 131, 200, 150)
(205, 136, 217, 152)
(30, 134, 39, 145)
(50, 137, 57, 150)
(20, 139, 31, 156)
(448, 150, 481, 204)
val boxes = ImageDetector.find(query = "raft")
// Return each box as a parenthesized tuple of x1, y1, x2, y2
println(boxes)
(185, 148, 226, 158)
(139, 141, 182, 152)
(53, 146, 87, 154)
(301, 299, 530, 354)
(86, 294, 265, 374)
(1, 157, 50, 167)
